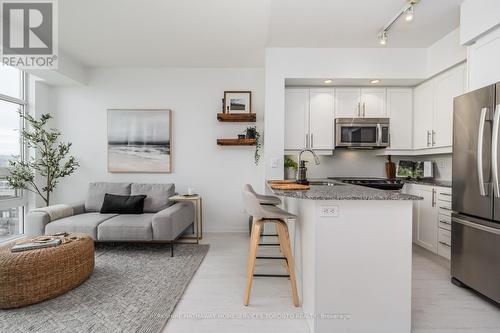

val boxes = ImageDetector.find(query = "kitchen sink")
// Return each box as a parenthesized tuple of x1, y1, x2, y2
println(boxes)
(308, 181, 345, 186)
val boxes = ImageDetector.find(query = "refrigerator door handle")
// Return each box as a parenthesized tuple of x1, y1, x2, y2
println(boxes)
(453, 216, 500, 236)
(376, 123, 382, 146)
(477, 107, 490, 196)
(492, 104, 500, 197)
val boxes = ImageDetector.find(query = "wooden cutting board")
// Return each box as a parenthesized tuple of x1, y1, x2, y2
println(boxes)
(268, 180, 296, 184)
(269, 183, 310, 191)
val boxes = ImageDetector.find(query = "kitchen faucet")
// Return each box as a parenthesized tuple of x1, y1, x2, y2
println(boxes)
(297, 149, 320, 184)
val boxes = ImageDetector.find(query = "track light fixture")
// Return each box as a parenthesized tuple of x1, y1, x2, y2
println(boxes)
(379, 31, 388, 45)
(405, 5, 414, 21)
(377, 0, 419, 46)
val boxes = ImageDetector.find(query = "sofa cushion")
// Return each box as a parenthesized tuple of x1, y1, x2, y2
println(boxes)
(45, 213, 118, 240)
(100, 194, 147, 214)
(97, 214, 154, 241)
(131, 183, 175, 213)
(85, 182, 131, 212)
(152, 202, 194, 241)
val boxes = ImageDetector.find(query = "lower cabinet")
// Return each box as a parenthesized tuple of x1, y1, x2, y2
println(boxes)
(405, 184, 452, 259)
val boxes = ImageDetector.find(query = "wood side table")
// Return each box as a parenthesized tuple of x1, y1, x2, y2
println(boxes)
(169, 194, 203, 241)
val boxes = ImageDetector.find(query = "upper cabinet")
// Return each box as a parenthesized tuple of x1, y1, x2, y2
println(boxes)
(285, 88, 334, 151)
(433, 65, 467, 147)
(334, 88, 361, 118)
(360, 88, 386, 118)
(413, 81, 435, 149)
(309, 89, 335, 150)
(335, 88, 386, 118)
(285, 89, 309, 150)
(413, 63, 466, 150)
(387, 88, 413, 150)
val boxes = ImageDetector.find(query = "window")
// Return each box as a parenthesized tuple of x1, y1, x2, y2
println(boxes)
(0, 65, 26, 242)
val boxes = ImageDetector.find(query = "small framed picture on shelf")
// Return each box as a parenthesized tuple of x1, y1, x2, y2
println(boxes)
(223, 91, 251, 113)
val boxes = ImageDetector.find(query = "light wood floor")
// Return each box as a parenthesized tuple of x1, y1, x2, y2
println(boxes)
(164, 233, 500, 333)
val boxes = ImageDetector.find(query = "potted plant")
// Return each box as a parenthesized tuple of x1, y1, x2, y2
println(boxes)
(245, 126, 261, 165)
(284, 156, 298, 180)
(6, 112, 79, 206)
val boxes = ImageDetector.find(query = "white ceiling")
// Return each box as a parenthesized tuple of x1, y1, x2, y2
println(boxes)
(59, 0, 464, 68)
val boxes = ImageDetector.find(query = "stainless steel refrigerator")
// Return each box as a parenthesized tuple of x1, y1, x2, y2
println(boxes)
(452, 82, 500, 303)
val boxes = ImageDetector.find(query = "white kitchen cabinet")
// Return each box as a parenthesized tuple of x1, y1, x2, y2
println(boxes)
(285, 89, 309, 150)
(309, 89, 334, 150)
(413, 81, 434, 149)
(413, 185, 439, 253)
(387, 88, 412, 149)
(433, 65, 467, 147)
(360, 88, 386, 118)
(285, 88, 334, 151)
(468, 26, 500, 91)
(412, 63, 466, 150)
(406, 184, 452, 258)
(335, 88, 386, 118)
(334, 88, 361, 117)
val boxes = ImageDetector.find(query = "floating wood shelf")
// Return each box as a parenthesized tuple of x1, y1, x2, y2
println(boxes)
(217, 113, 256, 122)
(217, 138, 256, 146)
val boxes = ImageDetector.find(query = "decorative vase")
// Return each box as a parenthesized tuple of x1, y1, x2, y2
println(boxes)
(246, 132, 256, 139)
(285, 168, 297, 180)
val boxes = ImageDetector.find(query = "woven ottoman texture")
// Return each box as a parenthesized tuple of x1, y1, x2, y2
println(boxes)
(0, 234, 94, 309)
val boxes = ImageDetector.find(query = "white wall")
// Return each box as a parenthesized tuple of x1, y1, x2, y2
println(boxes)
(50, 67, 264, 232)
(264, 47, 429, 181)
(427, 29, 466, 77)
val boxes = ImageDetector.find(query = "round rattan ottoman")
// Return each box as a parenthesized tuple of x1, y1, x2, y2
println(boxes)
(0, 234, 94, 309)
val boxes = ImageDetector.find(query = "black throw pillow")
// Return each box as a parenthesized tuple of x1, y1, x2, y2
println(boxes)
(100, 193, 147, 214)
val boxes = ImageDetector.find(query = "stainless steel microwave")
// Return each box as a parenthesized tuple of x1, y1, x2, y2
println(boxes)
(335, 118, 390, 148)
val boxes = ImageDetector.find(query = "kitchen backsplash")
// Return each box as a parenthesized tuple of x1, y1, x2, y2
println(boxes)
(285, 151, 452, 180)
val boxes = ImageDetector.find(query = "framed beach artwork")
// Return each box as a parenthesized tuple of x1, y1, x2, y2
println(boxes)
(107, 109, 172, 173)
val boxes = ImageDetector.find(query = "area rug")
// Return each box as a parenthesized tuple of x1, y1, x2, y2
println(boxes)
(0, 243, 209, 333)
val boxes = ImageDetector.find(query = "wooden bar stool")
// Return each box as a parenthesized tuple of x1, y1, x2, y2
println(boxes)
(244, 184, 282, 236)
(242, 185, 299, 307)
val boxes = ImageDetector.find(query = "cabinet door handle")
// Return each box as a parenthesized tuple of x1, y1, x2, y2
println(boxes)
(432, 130, 436, 146)
(357, 102, 360, 117)
(363, 102, 366, 117)
(426, 130, 431, 147)
(306, 133, 309, 148)
(432, 189, 436, 207)
(311, 133, 314, 148)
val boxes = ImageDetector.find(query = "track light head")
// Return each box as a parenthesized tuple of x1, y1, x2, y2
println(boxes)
(379, 31, 388, 46)
(405, 5, 414, 21)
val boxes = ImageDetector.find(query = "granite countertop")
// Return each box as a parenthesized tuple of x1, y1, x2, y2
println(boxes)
(402, 179, 452, 188)
(268, 179, 422, 201)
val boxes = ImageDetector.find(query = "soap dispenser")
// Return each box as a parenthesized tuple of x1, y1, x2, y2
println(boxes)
(297, 160, 309, 185)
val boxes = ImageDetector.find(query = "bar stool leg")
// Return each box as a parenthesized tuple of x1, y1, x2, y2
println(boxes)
(276, 220, 300, 307)
(244, 218, 263, 306)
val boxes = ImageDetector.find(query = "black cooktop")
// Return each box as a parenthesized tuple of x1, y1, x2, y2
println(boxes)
(327, 177, 404, 191)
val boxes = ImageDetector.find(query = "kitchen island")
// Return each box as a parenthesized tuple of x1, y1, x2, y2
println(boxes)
(269, 180, 421, 333)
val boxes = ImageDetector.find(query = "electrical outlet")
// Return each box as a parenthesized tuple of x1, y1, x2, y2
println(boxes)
(319, 205, 339, 217)
(439, 160, 447, 168)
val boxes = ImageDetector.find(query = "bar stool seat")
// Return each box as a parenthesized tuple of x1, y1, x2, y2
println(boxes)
(259, 205, 295, 219)
(243, 184, 281, 206)
(244, 184, 282, 235)
(242, 184, 299, 307)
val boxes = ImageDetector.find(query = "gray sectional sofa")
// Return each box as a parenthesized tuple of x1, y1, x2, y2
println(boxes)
(26, 182, 195, 256)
